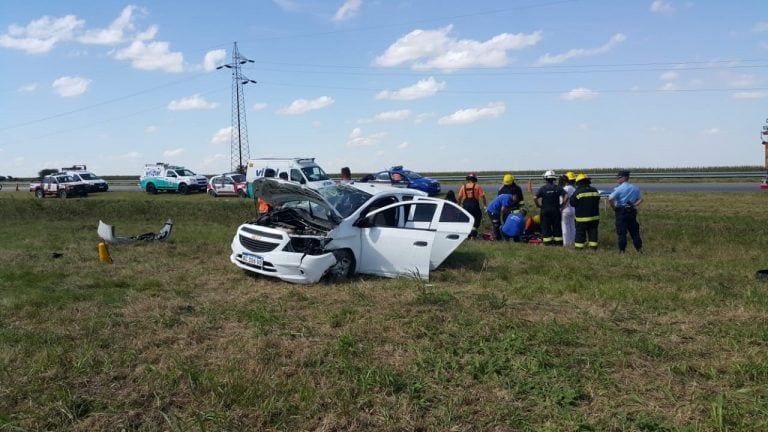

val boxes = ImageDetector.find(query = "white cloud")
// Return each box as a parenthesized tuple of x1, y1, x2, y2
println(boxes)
(52, 76, 91, 97)
(701, 128, 720, 136)
(561, 87, 598, 101)
(374, 109, 411, 122)
(376, 77, 446, 100)
(312, 120, 322, 128)
(163, 148, 185, 157)
(203, 49, 226, 72)
(398, 141, 409, 149)
(346, 127, 386, 147)
(374, 25, 542, 71)
(252, 102, 268, 111)
(78, 5, 139, 45)
(211, 127, 232, 144)
(414, 112, 435, 124)
(650, 0, 675, 14)
(135, 25, 158, 41)
(201, 153, 228, 168)
(753, 22, 768, 33)
(660, 82, 678, 91)
(145, 125, 157, 133)
(660, 71, 678, 81)
(167, 94, 218, 111)
(17, 83, 38, 92)
(277, 96, 334, 115)
(273, 0, 300, 12)
(113, 40, 184, 73)
(733, 91, 768, 99)
(437, 102, 506, 125)
(333, 0, 362, 22)
(729, 74, 758, 88)
(535, 33, 626, 66)
(0, 14, 84, 54)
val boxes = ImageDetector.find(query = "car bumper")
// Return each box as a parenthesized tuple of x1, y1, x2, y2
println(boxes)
(230, 249, 336, 284)
(89, 183, 108, 192)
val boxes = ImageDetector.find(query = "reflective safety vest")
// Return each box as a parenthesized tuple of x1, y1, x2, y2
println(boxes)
(570, 185, 601, 222)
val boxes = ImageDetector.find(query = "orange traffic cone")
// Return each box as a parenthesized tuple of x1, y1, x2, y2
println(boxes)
(527, 178, 533, 193)
(15, 183, 19, 191)
(98, 241, 113, 264)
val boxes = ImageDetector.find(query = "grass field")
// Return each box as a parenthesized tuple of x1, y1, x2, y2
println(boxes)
(1, 190, 767, 431)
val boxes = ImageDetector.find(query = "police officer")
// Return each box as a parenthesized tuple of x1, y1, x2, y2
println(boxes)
(608, 170, 643, 254)
(534, 170, 566, 246)
(570, 173, 601, 250)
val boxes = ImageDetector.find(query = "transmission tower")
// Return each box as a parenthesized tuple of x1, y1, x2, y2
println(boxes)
(217, 42, 257, 174)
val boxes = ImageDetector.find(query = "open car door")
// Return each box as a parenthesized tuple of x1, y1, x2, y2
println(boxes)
(356, 200, 439, 279)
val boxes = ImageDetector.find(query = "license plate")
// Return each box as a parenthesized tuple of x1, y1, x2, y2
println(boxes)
(241, 253, 263, 268)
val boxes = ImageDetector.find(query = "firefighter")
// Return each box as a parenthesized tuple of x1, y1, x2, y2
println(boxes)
(534, 170, 566, 246)
(457, 172, 487, 239)
(570, 173, 601, 250)
(498, 174, 524, 212)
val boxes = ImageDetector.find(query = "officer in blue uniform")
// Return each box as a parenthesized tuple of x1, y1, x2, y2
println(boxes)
(608, 170, 643, 253)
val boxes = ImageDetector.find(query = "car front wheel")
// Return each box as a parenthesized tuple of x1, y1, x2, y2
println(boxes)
(58, 189, 68, 199)
(328, 249, 355, 280)
(178, 183, 189, 194)
(208, 189, 217, 197)
(35, 189, 44, 199)
(146, 183, 157, 194)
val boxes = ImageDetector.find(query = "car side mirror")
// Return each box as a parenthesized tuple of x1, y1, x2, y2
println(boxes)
(300, 178, 306, 184)
(354, 217, 372, 228)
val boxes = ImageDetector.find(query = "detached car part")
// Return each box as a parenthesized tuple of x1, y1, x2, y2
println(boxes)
(97, 219, 173, 244)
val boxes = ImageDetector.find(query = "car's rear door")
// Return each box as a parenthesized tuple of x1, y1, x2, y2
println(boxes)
(357, 201, 436, 279)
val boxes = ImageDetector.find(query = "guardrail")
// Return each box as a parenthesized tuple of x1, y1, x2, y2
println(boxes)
(2, 171, 765, 190)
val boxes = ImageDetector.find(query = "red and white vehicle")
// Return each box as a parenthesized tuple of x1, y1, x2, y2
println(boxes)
(30, 174, 89, 198)
(207, 173, 248, 198)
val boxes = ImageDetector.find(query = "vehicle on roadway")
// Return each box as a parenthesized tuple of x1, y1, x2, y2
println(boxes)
(140, 162, 208, 194)
(230, 178, 473, 284)
(30, 174, 89, 198)
(208, 173, 249, 198)
(59, 165, 109, 192)
(360, 165, 441, 196)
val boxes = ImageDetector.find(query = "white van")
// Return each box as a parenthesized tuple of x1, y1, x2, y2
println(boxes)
(245, 158, 334, 195)
(60, 165, 109, 192)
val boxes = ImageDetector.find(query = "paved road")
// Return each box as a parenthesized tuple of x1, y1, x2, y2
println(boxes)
(2, 182, 765, 194)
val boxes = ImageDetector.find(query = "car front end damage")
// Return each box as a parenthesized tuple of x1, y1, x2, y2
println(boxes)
(230, 207, 341, 283)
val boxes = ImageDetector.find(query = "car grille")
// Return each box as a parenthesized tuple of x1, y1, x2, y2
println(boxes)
(239, 235, 279, 252)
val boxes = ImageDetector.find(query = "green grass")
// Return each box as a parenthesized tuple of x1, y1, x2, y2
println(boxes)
(1, 191, 768, 431)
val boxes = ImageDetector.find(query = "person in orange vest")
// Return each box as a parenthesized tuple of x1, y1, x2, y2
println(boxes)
(457, 172, 487, 239)
(258, 168, 276, 214)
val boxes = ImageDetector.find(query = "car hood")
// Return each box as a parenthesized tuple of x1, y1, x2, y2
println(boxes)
(253, 178, 342, 222)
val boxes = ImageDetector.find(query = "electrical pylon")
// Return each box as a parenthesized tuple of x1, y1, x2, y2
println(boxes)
(217, 42, 256, 174)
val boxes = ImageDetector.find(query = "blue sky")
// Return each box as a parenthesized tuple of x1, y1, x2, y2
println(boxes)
(1, 0, 767, 177)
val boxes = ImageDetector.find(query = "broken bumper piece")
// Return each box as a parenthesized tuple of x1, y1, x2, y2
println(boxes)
(98, 219, 173, 244)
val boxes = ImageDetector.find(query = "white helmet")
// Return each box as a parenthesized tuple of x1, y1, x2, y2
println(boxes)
(543, 170, 557, 179)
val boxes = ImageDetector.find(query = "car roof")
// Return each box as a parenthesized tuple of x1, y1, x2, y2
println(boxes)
(346, 181, 426, 196)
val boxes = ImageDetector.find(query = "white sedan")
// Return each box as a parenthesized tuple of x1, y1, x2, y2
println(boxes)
(230, 179, 474, 283)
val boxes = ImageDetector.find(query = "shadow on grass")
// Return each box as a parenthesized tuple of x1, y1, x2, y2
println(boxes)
(439, 248, 487, 272)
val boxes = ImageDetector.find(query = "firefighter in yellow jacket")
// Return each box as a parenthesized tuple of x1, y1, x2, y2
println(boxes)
(569, 173, 601, 250)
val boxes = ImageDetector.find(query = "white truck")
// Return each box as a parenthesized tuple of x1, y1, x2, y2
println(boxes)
(139, 162, 208, 194)
(60, 165, 109, 192)
(245, 157, 334, 197)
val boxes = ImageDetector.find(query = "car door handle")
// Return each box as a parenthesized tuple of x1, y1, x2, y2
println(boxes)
(446, 234, 460, 240)
(413, 241, 428, 247)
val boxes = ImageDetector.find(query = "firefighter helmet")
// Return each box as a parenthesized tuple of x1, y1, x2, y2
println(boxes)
(565, 171, 577, 181)
(503, 174, 514, 185)
(575, 173, 590, 183)
(542, 170, 557, 179)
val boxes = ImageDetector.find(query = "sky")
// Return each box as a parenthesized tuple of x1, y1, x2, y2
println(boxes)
(1, 0, 768, 178)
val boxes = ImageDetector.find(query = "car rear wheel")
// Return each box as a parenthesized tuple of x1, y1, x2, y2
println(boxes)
(208, 189, 217, 197)
(328, 249, 355, 280)
(35, 189, 44, 199)
(146, 183, 157, 194)
(238, 189, 248, 198)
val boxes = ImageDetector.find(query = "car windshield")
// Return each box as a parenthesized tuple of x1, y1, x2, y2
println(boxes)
(78, 173, 99, 180)
(230, 174, 246, 182)
(176, 169, 196, 176)
(403, 170, 422, 180)
(317, 185, 373, 219)
(301, 166, 330, 182)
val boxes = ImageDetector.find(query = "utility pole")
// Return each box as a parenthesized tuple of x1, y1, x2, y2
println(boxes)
(217, 42, 257, 174)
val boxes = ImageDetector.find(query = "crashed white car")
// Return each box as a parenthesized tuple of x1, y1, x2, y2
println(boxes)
(230, 178, 474, 283)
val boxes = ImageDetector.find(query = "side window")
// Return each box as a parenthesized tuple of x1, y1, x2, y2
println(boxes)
(404, 202, 437, 229)
(167, 170, 177, 178)
(375, 172, 390, 181)
(290, 169, 303, 183)
(362, 196, 399, 227)
(440, 202, 470, 223)
(223, 177, 233, 185)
